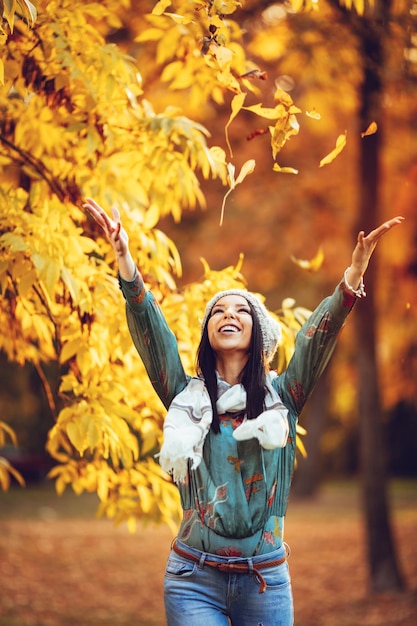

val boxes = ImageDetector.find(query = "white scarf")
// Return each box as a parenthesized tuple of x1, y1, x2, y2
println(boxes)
(158, 372, 289, 483)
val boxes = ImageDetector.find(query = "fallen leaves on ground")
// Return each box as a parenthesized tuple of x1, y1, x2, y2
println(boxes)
(0, 485, 416, 626)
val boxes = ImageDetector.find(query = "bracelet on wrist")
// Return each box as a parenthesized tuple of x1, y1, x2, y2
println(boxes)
(344, 267, 366, 298)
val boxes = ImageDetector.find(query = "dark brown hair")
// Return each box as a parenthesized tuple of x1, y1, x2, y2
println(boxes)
(196, 300, 267, 433)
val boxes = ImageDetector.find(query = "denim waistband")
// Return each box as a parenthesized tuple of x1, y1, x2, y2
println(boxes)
(171, 539, 289, 594)
(173, 538, 288, 567)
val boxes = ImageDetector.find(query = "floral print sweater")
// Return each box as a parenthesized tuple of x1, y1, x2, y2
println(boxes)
(119, 271, 357, 557)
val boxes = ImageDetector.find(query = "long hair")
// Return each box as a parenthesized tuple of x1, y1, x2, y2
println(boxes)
(196, 300, 268, 433)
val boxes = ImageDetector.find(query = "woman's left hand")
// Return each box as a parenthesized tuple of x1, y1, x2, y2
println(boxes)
(346, 216, 404, 290)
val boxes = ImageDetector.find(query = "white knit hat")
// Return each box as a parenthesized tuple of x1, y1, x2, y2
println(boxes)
(201, 289, 282, 362)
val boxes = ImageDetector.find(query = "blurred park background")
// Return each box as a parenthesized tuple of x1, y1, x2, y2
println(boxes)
(1, 0, 417, 624)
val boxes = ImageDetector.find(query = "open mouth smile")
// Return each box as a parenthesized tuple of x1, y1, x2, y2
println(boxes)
(219, 325, 240, 333)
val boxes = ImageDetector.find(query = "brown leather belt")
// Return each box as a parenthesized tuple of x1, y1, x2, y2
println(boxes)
(171, 540, 287, 594)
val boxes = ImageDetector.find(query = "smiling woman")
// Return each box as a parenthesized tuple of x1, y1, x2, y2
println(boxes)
(208, 295, 254, 358)
(83, 197, 403, 626)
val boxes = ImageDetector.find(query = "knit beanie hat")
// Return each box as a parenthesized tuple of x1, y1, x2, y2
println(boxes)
(201, 289, 282, 362)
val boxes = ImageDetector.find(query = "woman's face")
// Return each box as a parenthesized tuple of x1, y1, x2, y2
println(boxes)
(207, 295, 253, 356)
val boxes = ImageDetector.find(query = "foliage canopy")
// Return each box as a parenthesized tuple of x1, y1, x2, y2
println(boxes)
(0, 0, 311, 528)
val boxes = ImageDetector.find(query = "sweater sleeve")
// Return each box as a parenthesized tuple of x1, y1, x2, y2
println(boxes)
(276, 280, 357, 417)
(118, 269, 188, 409)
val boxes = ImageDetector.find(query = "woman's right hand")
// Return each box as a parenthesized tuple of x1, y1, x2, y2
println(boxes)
(83, 198, 129, 258)
(83, 198, 136, 280)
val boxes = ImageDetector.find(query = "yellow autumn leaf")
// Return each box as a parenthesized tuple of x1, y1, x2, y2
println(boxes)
(152, 0, 172, 15)
(244, 103, 283, 120)
(319, 132, 347, 167)
(273, 86, 294, 108)
(306, 109, 321, 120)
(143, 203, 160, 230)
(235, 158, 256, 185)
(226, 162, 236, 189)
(273, 164, 299, 175)
(61, 266, 79, 304)
(361, 121, 378, 138)
(213, 44, 234, 70)
(225, 92, 246, 157)
(66, 421, 85, 453)
(162, 13, 193, 24)
(295, 434, 307, 458)
(17, 268, 37, 296)
(212, 0, 242, 14)
(23, 0, 38, 24)
(0, 458, 25, 490)
(0, 421, 18, 446)
(97, 471, 109, 502)
(135, 27, 164, 43)
(137, 484, 153, 513)
(41, 260, 60, 299)
(209, 145, 227, 164)
(291, 247, 324, 272)
(219, 159, 255, 226)
(60, 337, 84, 364)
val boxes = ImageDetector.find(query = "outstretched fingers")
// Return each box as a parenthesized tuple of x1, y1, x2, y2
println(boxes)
(364, 216, 405, 244)
(83, 198, 109, 229)
(83, 198, 120, 238)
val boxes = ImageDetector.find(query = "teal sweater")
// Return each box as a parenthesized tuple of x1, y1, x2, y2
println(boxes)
(120, 272, 356, 557)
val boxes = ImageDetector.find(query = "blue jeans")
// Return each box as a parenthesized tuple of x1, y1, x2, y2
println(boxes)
(164, 540, 293, 626)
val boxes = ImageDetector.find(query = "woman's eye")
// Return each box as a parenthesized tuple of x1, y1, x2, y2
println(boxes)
(210, 306, 251, 316)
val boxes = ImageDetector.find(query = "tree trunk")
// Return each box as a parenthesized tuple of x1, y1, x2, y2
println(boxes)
(355, 16, 404, 592)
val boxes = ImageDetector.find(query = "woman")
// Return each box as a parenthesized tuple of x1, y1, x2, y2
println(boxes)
(84, 198, 403, 626)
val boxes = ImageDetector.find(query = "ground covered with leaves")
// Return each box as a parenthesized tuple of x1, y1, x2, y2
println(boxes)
(0, 481, 416, 626)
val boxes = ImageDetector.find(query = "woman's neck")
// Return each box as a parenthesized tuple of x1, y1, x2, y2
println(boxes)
(215, 354, 248, 385)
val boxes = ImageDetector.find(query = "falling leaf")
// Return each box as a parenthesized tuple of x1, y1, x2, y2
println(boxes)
(244, 103, 283, 120)
(235, 158, 256, 185)
(319, 132, 347, 167)
(273, 86, 294, 108)
(273, 163, 299, 174)
(361, 121, 378, 138)
(226, 162, 236, 188)
(291, 247, 324, 272)
(306, 109, 321, 120)
(219, 159, 255, 226)
(240, 68, 268, 80)
(225, 92, 246, 157)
